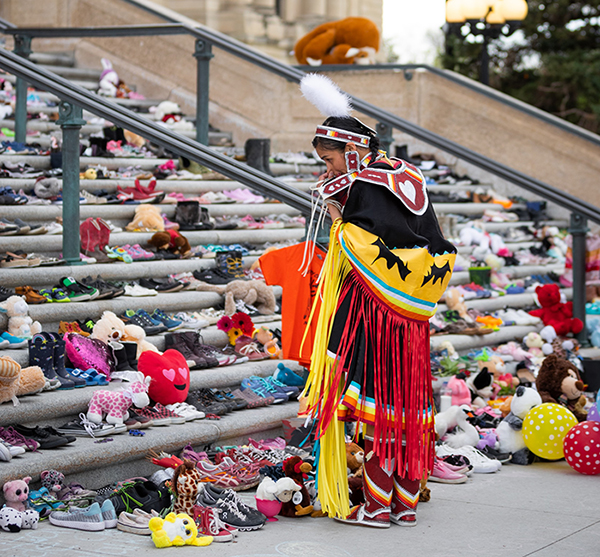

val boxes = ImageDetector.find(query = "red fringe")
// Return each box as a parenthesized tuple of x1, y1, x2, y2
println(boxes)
(319, 269, 434, 480)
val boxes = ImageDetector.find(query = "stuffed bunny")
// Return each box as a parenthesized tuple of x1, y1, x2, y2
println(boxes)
(98, 58, 119, 97)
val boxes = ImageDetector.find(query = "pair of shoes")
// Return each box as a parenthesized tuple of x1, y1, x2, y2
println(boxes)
(186, 388, 229, 415)
(108, 480, 172, 515)
(57, 276, 99, 302)
(165, 332, 220, 369)
(14, 285, 47, 304)
(428, 457, 468, 484)
(29, 332, 87, 389)
(139, 277, 187, 293)
(436, 443, 502, 473)
(49, 500, 117, 531)
(120, 309, 167, 335)
(80, 276, 124, 300)
(57, 413, 121, 437)
(197, 484, 266, 531)
(165, 402, 205, 421)
(9, 424, 75, 449)
(117, 508, 159, 535)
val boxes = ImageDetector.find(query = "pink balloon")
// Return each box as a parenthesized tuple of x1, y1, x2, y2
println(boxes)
(563, 422, 600, 475)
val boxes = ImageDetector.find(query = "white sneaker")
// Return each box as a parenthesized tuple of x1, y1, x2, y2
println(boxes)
(124, 284, 158, 297)
(0, 442, 12, 462)
(46, 222, 63, 235)
(166, 402, 205, 421)
(2, 441, 26, 457)
(436, 443, 502, 473)
(174, 311, 209, 330)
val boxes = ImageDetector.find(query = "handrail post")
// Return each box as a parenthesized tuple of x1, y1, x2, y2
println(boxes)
(13, 35, 32, 145)
(193, 38, 214, 146)
(57, 102, 86, 265)
(570, 212, 589, 343)
(376, 122, 393, 155)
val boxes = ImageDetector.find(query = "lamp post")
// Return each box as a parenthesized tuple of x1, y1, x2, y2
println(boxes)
(445, 0, 529, 86)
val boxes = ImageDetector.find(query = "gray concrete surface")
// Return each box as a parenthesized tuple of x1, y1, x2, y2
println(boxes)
(0, 461, 597, 557)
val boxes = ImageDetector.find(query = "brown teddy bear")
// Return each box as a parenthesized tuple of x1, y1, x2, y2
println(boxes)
(125, 204, 164, 232)
(148, 230, 191, 258)
(196, 279, 276, 316)
(294, 17, 380, 66)
(535, 354, 588, 421)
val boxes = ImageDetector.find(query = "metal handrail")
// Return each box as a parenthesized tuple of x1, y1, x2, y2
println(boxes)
(3, 22, 600, 224)
(0, 48, 314, 215)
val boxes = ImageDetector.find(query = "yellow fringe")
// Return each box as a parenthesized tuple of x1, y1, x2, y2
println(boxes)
(300, 219, 352, 518)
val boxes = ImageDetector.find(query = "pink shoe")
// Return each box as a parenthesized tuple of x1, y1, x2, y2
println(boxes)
(161, 214, 180, 231)
(239, 215, 262, 229)
(248, 437, 286, 451)
(195, 460, 241, 489)
(429, 458, 468, 484)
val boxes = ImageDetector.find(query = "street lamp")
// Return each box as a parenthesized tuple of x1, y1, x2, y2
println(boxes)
(445, 0, 529, 85)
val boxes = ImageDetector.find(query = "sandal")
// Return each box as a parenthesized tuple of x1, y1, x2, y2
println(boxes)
(67, 368, 99, 386)
(85, 368, 109, 385)
(0, 253, 30, 268)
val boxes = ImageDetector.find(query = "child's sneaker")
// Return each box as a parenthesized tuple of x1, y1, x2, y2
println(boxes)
(429, 458, 468, 484)
(49, 502, 105, 531)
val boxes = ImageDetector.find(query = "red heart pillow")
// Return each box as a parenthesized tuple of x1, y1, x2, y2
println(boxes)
(138, 349, 190, 405)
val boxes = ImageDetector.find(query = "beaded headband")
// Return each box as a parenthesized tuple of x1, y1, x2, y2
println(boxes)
(314, 125, 371, 147)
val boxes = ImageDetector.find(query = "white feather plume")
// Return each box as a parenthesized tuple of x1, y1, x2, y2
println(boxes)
(300, 73, 352, 117)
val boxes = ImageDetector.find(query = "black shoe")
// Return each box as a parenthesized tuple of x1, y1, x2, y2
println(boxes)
(164, 332, 206, 369)
(193, 268, 234, 285)
(77, 318, 96, 335)
(215, 250, 245, 279)
(108, 480, 171, 515)
(111, 342, 135, 372)
(10, 424, 70, 449)
(120, 310, 163, 336)
(186, 389, 228, 415)
(58, 276, 99, 302)
(198, 485, 266, 531)
(40, 425, 76, 444)
(80, 276, 118, 300)
(185, 334, 219, 368)
(139, 277, 185, 293)
(0, 285, 15, 302)
(480, 446, 512, 464)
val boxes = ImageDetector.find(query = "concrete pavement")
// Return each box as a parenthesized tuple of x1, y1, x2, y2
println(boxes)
(1, 460, 598, 557)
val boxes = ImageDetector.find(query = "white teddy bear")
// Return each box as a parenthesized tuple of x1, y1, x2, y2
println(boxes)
(0, 296, 42, 339)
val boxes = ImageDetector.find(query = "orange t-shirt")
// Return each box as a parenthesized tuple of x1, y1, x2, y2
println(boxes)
(259, 242, 326, 367)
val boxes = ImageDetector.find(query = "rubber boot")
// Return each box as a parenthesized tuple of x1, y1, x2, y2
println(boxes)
(164, 332, 203, 369)
(245, 138, 272, 176)
(47, 333, 86, 388)
(175, 201, 201, 231)
(28, 335, 62, 390)
(123, 341, 139, 371)
(111, 342, 135, 372)
(80, 217, 100, 254)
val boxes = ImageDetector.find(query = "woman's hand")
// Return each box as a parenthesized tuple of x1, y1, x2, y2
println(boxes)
(317, 170, 336, 185)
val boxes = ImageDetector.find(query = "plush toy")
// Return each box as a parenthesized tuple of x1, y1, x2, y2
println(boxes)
(496, 341, 531, 362)
(1, 478, 40, 532)
(125, 203, 165, 233)
(478, 354, 519, 392)
(87, 372, 151, 425)
(149, 512, 212, 548)
(346, 442, 364, 477)
(148, 230, 191, 258)
(138, 349, 190, 406)
(3, 478, 32, 513)
(91, 311, 127, 343)
(476, 429, 499, 451)
(496, 385, 542, 463)
(171, 460, 202, 516)
(98, 58, 119, 97)
(40, 470, 65, 496)
(529, 284, 583, 336)
(466, 368, 494, 408)
(255, 476, 301, 521)
(80, 168, 97, 180)
(0, 295, 42, 338)
(434, 405, 479, 448)
(445, 288, 473, 323)
(459, 221, 511, 259)
(196, 279, 276, 316)
(34, 176, 61, 200)
(294, 17, 380, 66)
(446, 372, 472, 407)
(280, 456, 314, 517)
(253, 327, 282, 359)
(536, 354, 588, 421)
(0, 356, 45, 406)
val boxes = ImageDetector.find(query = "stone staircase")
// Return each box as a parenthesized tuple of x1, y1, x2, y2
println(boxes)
(0, 50, 584, 491)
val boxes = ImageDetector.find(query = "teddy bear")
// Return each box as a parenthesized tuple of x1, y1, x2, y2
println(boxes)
(535, 353, 588, 421)
(0, 356, 46, 406)
(125, 203, 165, 232)
(0, 295, 42, 339)
(529, 284, 583, 336)
(0, 478, 39, 532)
(496, 385, 542, 464)
(92, 310, 127, 343)
(444, 288, 474, 323)
(148, 230, 191, 258)
(294, 17, 380, 66)
(445, 372, 472, 407)
(196, 279, 276, 316)
(279, 456, 314, 517)
(346, 442, 365, 507)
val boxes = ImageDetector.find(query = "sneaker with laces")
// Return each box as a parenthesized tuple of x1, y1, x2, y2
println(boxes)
(10, 424, 70, 449)
(152, 403, 186, 424)
(58, 276, 99, 302)
(199, 486, 265, 531)
(429, 458, 468, 484)
(120, 309, 164, 336)
(56, 414, 116, 437)
(49, 501, 105, 531)
(108, 480, 171, 515)
(0, 426, 40, 451)
(195, 460, 241, 490)
(241, 376, 288, 404)
(436, 443, 502, 473)
(151, 309, 183, 331)
(133, 406, 172, 426)
(264, 376, 299, 400)
(136, 310, 169, 333)
(192, 504, 234, 542)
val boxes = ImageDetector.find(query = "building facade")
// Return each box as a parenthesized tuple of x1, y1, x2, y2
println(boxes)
(152, 0, 384, 62)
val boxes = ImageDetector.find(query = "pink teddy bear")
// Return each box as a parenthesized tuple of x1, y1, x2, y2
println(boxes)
(87, 373, 151, 425)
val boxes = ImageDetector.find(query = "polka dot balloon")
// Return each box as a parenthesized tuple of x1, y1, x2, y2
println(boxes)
(563, 422, 600, 475)
(522, 403, 578, 460)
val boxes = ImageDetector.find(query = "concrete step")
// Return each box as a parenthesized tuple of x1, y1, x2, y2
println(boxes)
(0, 226, 305, 252)
(448, 263, 564, 286)
(1, 74, 97, 90)
(0, 399, 300, 491)
(30, 90, 161, 110)
(0, 256, 261, 288)
(457, 240, 539, 255)
(37, 64, 101, 81)
(0, 202, 302, 223)
(437, 288, 573, 313)
(0, 154, 172, 170)
(30, 52, 76, 67)
(455, 219, 568, 232)
(430, 324, 540, 352)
